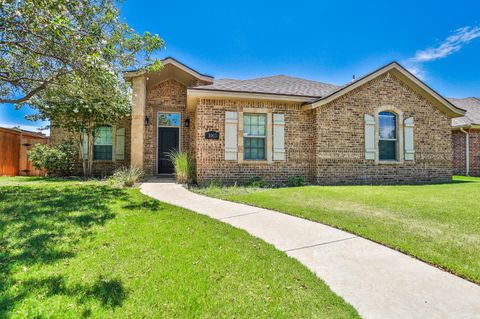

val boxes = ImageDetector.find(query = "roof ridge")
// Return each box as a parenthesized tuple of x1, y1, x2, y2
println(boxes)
(245, 74, 338, 85)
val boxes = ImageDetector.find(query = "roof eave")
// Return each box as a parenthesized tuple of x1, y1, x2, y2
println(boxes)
(187, 88, 318, 103)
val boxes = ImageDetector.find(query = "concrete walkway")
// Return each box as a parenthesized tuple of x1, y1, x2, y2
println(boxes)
(140, 182, 480, 319)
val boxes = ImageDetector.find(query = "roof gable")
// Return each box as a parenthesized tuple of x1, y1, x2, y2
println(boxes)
(124, 57, 214, 85)
(303, 62, 465, 118)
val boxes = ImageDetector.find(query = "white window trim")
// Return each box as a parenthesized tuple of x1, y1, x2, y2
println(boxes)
(93, 125, 114, 162)
(243, 113, 267, 161)
(237, 108, 273, 164)
(374, 106, 404, 165)
(157, 112, 182, 128)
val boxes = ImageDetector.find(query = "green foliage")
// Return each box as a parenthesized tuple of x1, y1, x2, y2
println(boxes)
(28, 141, 77, 176)
(287, 176, 306, 187)
(244, 177, 267, 188)
(0, 177, 359, 318)
(194, 176, 480, 284)
(0, 0, 165, 104)
(28, 69, 132, 177)
(108, 167, 144, 188)
(168, 150, 194, 184)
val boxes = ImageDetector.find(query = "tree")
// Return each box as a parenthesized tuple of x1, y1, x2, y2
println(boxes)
(0, 0, 163, 104)
(29, 69, 131, 177)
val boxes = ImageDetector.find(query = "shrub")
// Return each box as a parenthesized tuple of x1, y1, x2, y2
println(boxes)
(28, 141, 77, 176)
(109, 167, 144, 187)
(168, 150, 194, 184)
(287, 176, 306, 187)
(245, 177, 266, 188)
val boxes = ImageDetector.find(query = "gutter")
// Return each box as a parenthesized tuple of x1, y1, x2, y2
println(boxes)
(460, 127, 470, 176)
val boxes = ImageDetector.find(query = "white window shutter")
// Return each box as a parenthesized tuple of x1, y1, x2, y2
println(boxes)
(404, 117, 415, 161)
(116, 127, 126, 160)
(225, 111, 238, 160)
(82, 132, 88, 160)
(364, 114, 375, 160)
(273, 114, 285, 160)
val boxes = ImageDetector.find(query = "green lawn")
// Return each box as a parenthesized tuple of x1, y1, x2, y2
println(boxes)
(193, 176, 480, 284)
(0, 177, 359, 319)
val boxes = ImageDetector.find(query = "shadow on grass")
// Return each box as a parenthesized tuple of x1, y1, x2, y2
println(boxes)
(0, 183, 128, 317)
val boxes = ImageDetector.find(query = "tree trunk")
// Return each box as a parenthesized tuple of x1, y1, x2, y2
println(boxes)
(87, 127, 94, 177)
(78, 132, 88, 179)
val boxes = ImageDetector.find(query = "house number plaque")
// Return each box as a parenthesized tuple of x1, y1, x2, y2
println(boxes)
(205, 131, 220, 140)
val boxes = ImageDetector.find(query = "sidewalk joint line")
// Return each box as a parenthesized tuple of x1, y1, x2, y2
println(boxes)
(220, 210, 264, 220)
(283, 236, 358, 252)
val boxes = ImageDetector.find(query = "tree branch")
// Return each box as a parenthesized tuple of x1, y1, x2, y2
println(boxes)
(0, 83, 47, 104)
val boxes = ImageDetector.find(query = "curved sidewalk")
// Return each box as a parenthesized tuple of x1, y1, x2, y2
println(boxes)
(140, 182, 480, 319)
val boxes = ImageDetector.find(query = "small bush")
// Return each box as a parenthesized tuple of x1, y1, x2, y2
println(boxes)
(287, 176, 306, 187)
(168, 150, 194, 184)
(28, 141, 77, 176)
(245, 177, 266, 188)
(109, 167, 144, 187)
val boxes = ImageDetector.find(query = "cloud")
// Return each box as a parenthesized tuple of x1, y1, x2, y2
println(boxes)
(404, 26, 480, 79)
(413, 26, 480, 62)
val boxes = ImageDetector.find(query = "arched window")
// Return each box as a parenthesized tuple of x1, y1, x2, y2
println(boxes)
(94, 125, 113, 160)
(378, 111, 397, 161)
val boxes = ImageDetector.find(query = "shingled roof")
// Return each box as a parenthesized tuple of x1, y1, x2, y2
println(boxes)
(449, 97, 480, 128)
(190, 75, 340, 98)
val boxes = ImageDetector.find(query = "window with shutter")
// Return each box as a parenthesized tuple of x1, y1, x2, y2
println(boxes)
(116, 128, 126, 160)
(378, 111, 398, 161)
(364, 114, 375, 160)
(273, 114, 285, 160)
(94, 126, 113, 160)
(404, 117, 414, 160)
(225, 111, 238, 160)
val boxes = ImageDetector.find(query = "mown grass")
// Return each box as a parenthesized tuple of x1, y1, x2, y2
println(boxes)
(0, 177, 359, 319)
(193, 176, 480, 284)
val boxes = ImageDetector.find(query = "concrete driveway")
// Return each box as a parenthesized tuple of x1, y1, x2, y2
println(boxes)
(140, 182, 480, 319)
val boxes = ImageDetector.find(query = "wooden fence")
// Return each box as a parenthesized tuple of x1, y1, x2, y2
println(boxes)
(0, 127, 49, 176)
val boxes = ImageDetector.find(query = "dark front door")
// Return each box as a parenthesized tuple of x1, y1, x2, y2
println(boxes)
(158, 127, 179, 174)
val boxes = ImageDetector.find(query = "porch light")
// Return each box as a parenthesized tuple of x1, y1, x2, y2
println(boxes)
(144, 116, 150, 126)
(185, 117, 190, 127)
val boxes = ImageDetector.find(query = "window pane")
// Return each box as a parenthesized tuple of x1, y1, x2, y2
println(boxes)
(244, 137, 266, 160)
(379, 112, 396, 139)
(379, 140, 396, 160)
(244, 114, 266, 137)
(94, 145, 112, 160)
(158, 113, 180, 127)
(94, 126, 112, 145)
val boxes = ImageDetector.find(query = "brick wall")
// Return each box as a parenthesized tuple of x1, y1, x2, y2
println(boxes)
(452, 130, 467, 175)
(143, 79, 194, 175)
(195, 99, 316, 184)
(315, 72, 453, 184)
(470, 130, 480, 176)
(49, 117, 131, 177)
(454, 129, 480, 176)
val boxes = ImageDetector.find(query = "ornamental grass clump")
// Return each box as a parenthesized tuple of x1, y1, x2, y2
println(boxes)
(109, 167, 144, 187)
(168, 150, 194, 184)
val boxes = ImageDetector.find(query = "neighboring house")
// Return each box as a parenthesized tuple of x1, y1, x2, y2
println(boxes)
(449, 97, 480, 176)
(0, 127, 49, 176)
(51, 57, 466, 184)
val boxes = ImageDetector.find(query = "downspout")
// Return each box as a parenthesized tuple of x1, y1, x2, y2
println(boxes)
(460, 127, 470, 176)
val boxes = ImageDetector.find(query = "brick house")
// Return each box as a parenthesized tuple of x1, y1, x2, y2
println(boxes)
(51, 57, 466, 184)
(449, 97, 480, 176)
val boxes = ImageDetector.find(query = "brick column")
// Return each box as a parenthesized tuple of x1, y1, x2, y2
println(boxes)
(131, 76, 146, 169)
